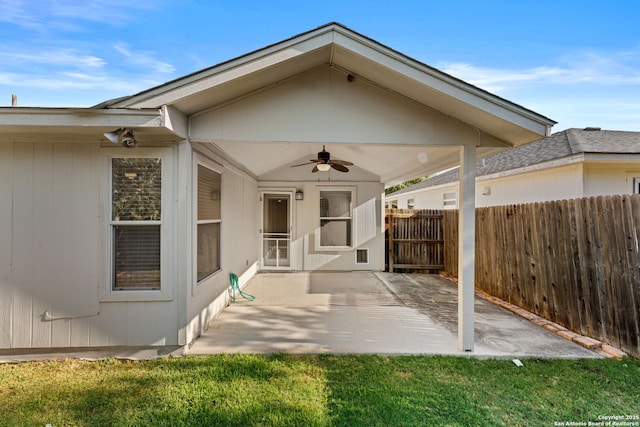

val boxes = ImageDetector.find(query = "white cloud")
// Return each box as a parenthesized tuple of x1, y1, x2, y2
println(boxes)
(0, 41, 174, 100)
(0, 0, 159, 31)
(114, 43, 176, 74)
(0, 0, 48, 31)
(438, 48, 640, 93)
(3, 50, 106, 69)
(0, 70, 143, 92)
(435, 48, 640, 131)
(50, 0, 157, 22)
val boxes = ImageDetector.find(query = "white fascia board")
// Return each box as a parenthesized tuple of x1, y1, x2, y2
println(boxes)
(387, 181, 458, 200)
(332, 30, 555, 137)
(161, 105, 188, 139)
(113, 23, 554, 138)
(116, 30, 337, 109)
(479, 153, 585, 181)
(0, 107, 164, 129)
(581, 153, 640, 163)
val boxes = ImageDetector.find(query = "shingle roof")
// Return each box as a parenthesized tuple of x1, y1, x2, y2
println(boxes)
(388, 128, 640, 197)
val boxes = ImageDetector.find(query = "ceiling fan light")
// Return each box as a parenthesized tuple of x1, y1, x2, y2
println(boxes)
(317, 163, 331, 172)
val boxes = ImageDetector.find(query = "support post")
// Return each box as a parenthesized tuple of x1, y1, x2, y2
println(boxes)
(388, 211, 394, 272)
(458, 144, 476, 352)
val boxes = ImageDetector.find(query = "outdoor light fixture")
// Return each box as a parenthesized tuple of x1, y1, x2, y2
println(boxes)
(103, 128, 137, 148)
(295, 190, 304, 200)
(316, 163, 331, 172)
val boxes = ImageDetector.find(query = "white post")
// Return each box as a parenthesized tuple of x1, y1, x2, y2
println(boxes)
(458, 144, 476, 352)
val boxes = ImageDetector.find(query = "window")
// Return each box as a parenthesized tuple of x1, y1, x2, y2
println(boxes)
(319, 190, 353, 248)
(196, 164, 222, 282)
(443, 191, 457, 209)
(111, 158, 162, 290)
(634, 177, 640, 194)
(407, 198, 415, 209)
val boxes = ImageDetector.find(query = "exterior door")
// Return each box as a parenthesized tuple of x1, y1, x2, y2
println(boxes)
(261, 192, 292, 269)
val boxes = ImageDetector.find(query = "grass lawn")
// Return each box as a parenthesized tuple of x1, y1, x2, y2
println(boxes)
(1, 354, 638, 426)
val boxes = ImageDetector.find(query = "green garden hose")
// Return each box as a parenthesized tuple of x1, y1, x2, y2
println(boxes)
(229, 273, 256, 302)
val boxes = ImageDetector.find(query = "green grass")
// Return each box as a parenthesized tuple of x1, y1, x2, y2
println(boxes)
(1, 355, 638, 426)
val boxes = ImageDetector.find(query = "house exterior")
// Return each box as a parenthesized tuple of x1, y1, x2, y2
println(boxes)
(0, 23, 554, 351)
(387, 128, 640, 209)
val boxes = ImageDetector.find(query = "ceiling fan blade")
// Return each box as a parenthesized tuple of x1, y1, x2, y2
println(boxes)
(291, 161, 313, 167)
(331, 159, 353, 166)
(331, 163, 349, 172)
(312, 165, 319, 173)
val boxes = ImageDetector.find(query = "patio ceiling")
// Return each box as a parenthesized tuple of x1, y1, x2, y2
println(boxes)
(210, 141, 480, 185)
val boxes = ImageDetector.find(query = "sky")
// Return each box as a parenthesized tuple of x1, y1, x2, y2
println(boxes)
(1, 0, 640, 132)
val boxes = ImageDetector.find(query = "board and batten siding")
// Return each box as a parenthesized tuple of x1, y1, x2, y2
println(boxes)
(184, 145, 260, 346)
(0, 141, 178, 349)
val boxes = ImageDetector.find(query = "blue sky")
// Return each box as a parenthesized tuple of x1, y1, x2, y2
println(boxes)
(2, 0, 639, 131)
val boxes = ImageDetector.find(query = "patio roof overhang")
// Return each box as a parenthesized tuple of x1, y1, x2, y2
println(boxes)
(105, 22, 555, 185)
(122, 22, 553, 354)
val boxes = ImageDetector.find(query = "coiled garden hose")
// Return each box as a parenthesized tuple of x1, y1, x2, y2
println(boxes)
(229, 273, 256, 302)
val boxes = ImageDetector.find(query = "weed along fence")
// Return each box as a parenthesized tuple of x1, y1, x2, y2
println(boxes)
(444, 195, 640, 358)
(385, 209, 444, 273)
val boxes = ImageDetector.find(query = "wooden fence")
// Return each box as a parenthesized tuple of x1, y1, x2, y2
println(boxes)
(385, 209, 444, 273)
(444, 195, 640, 358)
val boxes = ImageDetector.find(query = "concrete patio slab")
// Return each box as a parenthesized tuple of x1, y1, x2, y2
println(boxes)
(188, 272, 600, 358)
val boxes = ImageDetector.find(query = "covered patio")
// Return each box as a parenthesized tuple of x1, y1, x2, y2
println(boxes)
(189, 272, 598, 358)
(0, 23, 556, 353)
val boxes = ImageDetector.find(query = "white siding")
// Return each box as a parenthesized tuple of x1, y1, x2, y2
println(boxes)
(584, 162, 640, 197)
(475, 164, 583, 206)
(0, 142, 15, 348)
(184, 146, 259, 346)
(392, 183, 458, 210)
(392, 163, 586, 209)
(392, 160, 640, 210)
(0, 141, 180, 349)
(260, 180, 384, 271)
(190, 66, 477, 148)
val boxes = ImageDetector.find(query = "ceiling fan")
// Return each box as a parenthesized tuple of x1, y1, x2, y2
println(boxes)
(291, 146, 354, 173)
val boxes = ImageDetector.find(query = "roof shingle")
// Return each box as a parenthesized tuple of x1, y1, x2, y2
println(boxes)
(388, 128, 640, 197)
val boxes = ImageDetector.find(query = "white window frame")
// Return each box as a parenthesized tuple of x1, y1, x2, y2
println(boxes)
(193, 154, 223, 287)
(443, 191, 458, 210)
(633, 177, 640, 194)
(101, 148, 174, 302)
(315, 187, 356, 251)
(407, 198, 415, 209)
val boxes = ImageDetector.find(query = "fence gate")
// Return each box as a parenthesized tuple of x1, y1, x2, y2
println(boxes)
(385, 209, 444, 273)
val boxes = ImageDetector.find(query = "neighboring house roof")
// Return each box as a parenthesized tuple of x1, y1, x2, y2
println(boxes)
(388, 128, 640, 197)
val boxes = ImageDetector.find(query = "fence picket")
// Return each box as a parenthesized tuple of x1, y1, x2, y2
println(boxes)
(386, 195, 640, 357)
(434, 195, 640, 358)
(385, 209, 445, 273)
